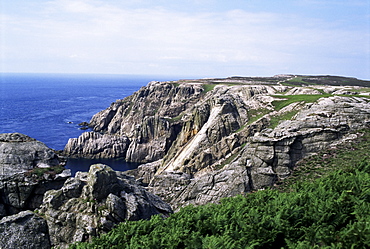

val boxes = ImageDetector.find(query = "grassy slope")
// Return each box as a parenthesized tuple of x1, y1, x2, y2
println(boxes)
(71, 130, 370, 249)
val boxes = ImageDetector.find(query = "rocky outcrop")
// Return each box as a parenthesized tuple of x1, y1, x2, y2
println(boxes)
(0, 210, 51, 249)
(64, 82, 203, 162)
(64, 76, 370, 209)
(144, 96, 370, 209)
(38, 164, 172, 248)
(0, 171, 70, 218)
(0, 133, 61, 177)
(63, 131, 130, 159)
(0, 133, 69, 218)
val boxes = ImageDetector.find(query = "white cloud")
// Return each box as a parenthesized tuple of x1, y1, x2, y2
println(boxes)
(1, 0, 369, 78)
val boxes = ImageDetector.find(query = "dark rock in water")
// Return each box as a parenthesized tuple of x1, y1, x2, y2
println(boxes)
(38, 164, 172, 248)
(0, 210, 51, 249)
(0, 133, 60, 177)
(78, 122, 89, 127)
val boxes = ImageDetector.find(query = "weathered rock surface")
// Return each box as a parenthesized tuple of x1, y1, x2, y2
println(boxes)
(38, 164, 172, 248)
(0, 210, 51, 249)
(0, 133, 60, 177)
(64, 82, 203, 162)
(0, 133, 69, 218)
(0, 171, 70, 218)
(63, 75, 370, 209)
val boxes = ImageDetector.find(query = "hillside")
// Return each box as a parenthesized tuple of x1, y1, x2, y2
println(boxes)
(63, 74, 370, 210)
(71, 129, 370, 248)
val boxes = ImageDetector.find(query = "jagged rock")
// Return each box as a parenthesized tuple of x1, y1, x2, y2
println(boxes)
(0, 133, 60, 177)
(142, 96, 370, 208)
(64, 131, 130, 159)
(125, 160, 162, 186)
(0, 133, 69, 218)
(0, 210, 51, 249)
(38, 164, 172, 248)
(0, 170, 70, 218)
(64, 82, 203, 162)
(62, 77, 370, 209)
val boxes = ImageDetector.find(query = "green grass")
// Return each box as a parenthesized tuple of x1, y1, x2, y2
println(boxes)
(26, 165, 65, 177)
(247, 108, 271, 125)
(202, 84, 216, 93)
(276, 129, 370, 192)
(271, 94, 331, 111)
(284, 76, 309, 86)
(235, 108, 271, 133)
(269, 110, 300, 129)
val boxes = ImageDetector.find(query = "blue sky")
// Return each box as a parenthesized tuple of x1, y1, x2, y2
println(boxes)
(1, 0, 369, 79)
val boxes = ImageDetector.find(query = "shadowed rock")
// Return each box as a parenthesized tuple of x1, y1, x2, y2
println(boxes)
(38, 164, 172, 248)
(0, 210, 51, 249)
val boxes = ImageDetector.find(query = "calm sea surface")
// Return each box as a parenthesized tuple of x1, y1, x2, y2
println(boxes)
(0, 73, 176, 174)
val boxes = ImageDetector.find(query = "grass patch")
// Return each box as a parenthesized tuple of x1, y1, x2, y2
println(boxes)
(202, 84, 216, 93)
(236, 108, 271, 133)
(247, 108, 271, 125)
(27, 165, 65, 177)
(269, 110, 299, 129)
(284, 76, 309, 86)
(272, 94, 330, 111)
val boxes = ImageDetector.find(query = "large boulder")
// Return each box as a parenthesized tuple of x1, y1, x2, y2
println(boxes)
(0, 210, 51, 249)
(0, 133, 60, 177)
(0, 133, 69, 218)
(38, 164, 172, 248)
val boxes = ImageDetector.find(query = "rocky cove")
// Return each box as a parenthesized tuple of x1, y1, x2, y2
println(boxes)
(1, 74, 370, 248)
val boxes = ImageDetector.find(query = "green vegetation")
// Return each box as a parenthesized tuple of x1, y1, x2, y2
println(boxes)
(202, 84, 216, 93)
(284, 76, 309, 86)
(271, 94, 330, 111)
(283, 75, 370, 87)
(246, 108, 271, 125)
(26, 165, 65, 177)
(269, 109, 299, 129)
(71, 130, 370, 249)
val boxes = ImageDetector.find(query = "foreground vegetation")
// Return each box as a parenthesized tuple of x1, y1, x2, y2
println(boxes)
(71, 130, 370, 249)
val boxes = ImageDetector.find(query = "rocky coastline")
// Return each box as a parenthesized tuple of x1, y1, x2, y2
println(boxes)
(65, 75, 370, 209)
(1, 74, 370, 247)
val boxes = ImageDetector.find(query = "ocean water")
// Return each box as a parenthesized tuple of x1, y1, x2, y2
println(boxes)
(0, 73, 175, 174)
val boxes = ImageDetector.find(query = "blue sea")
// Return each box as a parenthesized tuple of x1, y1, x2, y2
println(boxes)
(0, 73, 177, 174)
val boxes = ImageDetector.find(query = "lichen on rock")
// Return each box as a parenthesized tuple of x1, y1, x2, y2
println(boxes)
(38, 164, 172, 248)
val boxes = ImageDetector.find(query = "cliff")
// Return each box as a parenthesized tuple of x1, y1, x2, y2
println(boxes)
(64, 75, 370, 209)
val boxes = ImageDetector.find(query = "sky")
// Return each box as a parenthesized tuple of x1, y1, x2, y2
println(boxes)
(1, 0, 369, 79)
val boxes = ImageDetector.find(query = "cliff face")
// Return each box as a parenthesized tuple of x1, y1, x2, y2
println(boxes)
(64, 82, 203, 162)
(64, 75, 370, 209)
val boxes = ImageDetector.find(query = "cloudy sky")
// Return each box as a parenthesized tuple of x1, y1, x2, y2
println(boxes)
(1, 0, 369, 79)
